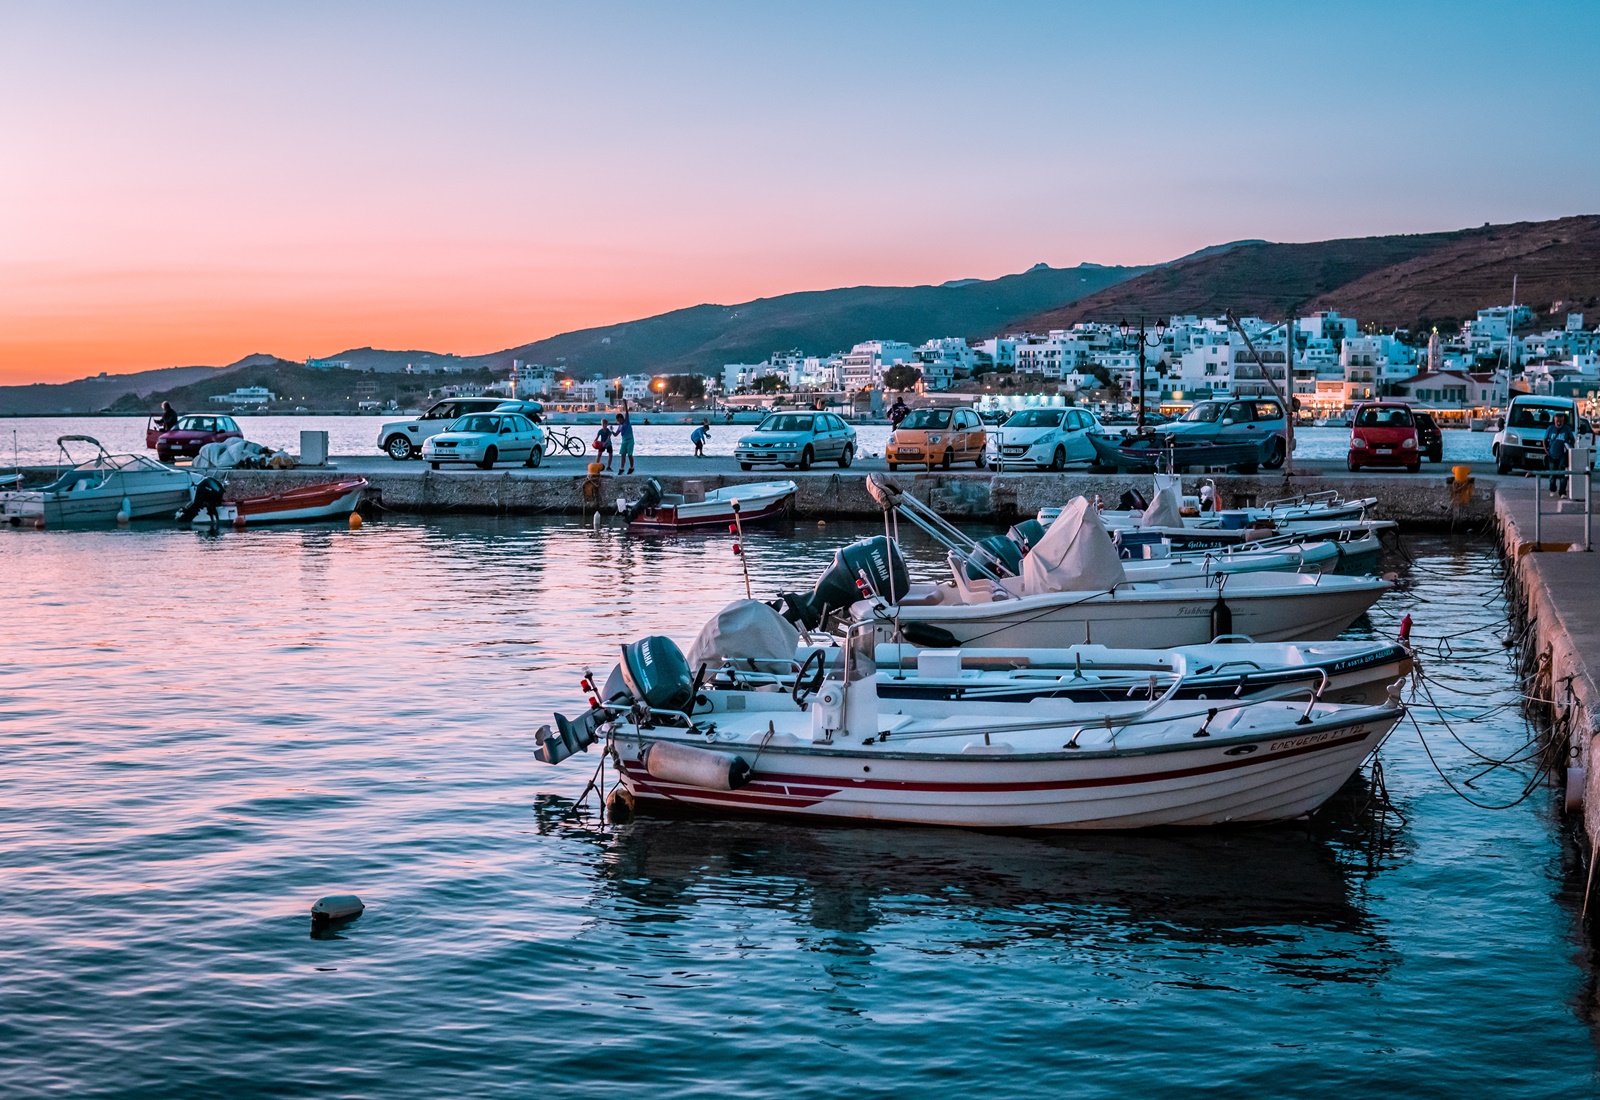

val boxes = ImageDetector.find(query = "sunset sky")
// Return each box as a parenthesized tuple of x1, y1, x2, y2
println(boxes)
(3, 1, 1597, 385)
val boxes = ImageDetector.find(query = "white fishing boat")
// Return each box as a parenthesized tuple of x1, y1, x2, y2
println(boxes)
(618, 478, 797, 529)
(2, 436, 195, 527)
(537, 626, 1405, 830)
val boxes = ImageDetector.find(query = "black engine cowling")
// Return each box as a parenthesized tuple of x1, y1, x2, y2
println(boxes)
(778, 536, 909, 630)
(619, 635, 695, 712)
(964, 533, 1023, 580)
(622, 478, 663, 522)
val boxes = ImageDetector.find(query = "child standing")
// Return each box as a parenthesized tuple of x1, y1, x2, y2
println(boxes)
(690, 419, 710, 457)
(593, 420, 615, 471)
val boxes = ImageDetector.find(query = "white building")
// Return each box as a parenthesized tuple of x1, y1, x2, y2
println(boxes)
(913, 338, 978, 391)
(209, 386, 275, 406)
(510, 361, 557, 397)
(840, 340, 917, 392)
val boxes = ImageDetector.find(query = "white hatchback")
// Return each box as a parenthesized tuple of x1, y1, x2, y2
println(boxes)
(991, 408, 1101, 471)
(423, 412, 546, 470)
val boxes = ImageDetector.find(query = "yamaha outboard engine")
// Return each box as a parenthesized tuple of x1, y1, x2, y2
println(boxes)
(964, 533, 1023, 581)
(622, 478, 663, 523)
(1117, 486, 1149, 512)
(1007, 518, 1047, 554)
(778, 536, 909, 630)
(619, 635, 695, 712)
(178, 477, 225, 523)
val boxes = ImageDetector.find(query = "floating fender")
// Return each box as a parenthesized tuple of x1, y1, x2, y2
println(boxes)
(901, 621, 959, 649)
(641, 741, 750, 791)
(1210, 595, 1233, 641)
(311, 894, 364, 928)
(1567, 765, 1585, 812)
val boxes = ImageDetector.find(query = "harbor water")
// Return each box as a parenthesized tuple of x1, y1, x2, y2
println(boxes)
(1, 517, 1593, 1097)
(2, 415, 1500, 467)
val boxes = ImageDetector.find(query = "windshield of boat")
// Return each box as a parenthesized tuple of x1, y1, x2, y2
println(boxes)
(900, 410, 952, 430)
(757, 415, 816, 433)
(452, 415, 502, 434)
(1509, 403, 1570, 430)
(1355, 406, 1413, 428)
(1179, 403, 1227, 423)
(1003, 410, 1065, 428)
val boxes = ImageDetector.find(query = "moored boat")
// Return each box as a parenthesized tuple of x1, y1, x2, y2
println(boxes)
(618, 478, 797, 529)
(190, 477, 369, 526)
(3, 436, 195, 527)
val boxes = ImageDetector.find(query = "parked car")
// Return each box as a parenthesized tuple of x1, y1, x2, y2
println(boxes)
(886, 407, 987, 470)
(377, 397, 506, 461)
(422, 412, 546, 470)
(1413, 411, 1444, 463)
(1347, 402, 1420, 472)
(493, 400, 545, 421)
(155, 415, 243, 463)
(991, 407, 1101, 471)
(1162, 398, 1290, 469)
(735, 412, 856, 470)
(1493, 395, 1594, 475)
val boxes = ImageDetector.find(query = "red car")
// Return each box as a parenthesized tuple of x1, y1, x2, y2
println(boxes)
(1348, 402, 1420, 473)
(154, 414, 243, 462)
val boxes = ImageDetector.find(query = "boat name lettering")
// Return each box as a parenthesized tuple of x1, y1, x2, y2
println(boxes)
(1269, 728, 1362, 752)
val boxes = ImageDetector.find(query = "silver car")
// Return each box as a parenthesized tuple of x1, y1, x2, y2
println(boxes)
(735, 412, 857, 470)
(423, 412, 546, 470)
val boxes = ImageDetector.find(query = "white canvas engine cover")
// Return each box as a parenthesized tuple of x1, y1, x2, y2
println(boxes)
(1142, 482, 1183, 528)
(1022, 497, 1127, 595)
(686, 599, 801, 672)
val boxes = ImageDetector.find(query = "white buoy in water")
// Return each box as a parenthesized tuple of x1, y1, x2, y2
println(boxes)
(592, 511, 601, 531)
(311, 894, 365, 928)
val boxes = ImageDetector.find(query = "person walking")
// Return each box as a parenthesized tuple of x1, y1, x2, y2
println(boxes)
(888, 396, 909, 430)
(690, 419, 710, 457)
(593, 419, 615, 471)
(616, 406, 635, 474)
(1546, 411, 1577, 496)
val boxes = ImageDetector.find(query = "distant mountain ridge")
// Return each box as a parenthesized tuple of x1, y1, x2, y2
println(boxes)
(1016, 216, 1600, 332)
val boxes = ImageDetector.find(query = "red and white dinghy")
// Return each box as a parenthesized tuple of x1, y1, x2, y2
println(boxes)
(194, 477, 369, 526)
(617, 478, 797, 529)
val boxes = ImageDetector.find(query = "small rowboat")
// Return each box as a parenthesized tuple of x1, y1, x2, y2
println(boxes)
(193, 477, 368, 526)
(618, 479, 797, 529)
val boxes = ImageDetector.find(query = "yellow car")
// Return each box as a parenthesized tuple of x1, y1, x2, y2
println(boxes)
(886, 408, 988, 470)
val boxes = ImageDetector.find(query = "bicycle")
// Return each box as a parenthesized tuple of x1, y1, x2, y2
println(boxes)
(542, 424, 589, 457)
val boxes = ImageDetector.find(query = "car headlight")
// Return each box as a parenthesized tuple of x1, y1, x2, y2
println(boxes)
(1352, 438, 1369, 449)
(1402, 437, 1416, 449)
(1504, 432, 1520, 445)
(928, 435, 941, 444)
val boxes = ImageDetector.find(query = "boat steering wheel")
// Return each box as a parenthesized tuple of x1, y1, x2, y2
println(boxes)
(792, 650, 827, 707)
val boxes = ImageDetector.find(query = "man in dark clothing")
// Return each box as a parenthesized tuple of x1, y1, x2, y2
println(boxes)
(888, 397, 910, 429)
(156, 402, 179, 431)
(1546, 412, 1577, 496)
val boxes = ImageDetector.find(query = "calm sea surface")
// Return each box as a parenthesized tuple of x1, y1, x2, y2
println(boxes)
(1, 518, 1592, 1098)
(1, 416, 1497, 467)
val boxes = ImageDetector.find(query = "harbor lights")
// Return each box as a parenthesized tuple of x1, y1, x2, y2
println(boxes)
(1119, 317, 1167, 431)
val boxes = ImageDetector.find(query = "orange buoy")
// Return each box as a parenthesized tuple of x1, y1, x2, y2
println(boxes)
(348, 512, 363, 529)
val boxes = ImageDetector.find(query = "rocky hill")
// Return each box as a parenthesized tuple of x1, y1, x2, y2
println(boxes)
(1014, 215, 1600, 332)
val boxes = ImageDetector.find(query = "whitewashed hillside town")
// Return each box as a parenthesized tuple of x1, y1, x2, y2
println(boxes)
(490, 303, 1600, 421)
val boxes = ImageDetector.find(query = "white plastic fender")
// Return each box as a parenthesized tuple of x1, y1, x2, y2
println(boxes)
(642, 741, 750, 791)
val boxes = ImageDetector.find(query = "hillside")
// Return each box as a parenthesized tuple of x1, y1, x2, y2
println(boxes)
(320, 262, 1147, 377)
(103, 359, 500, 416)
(1015, 216, 1600, 332)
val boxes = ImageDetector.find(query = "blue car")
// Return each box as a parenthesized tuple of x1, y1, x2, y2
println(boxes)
(1162, 397, 1290, 469)
(735, 412, 857, 470)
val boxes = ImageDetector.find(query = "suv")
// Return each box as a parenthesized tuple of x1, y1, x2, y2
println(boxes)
(1413, 411, 1444, 463)
(1348, 401, 1420, 473)
(377, 397, 506, 460)
(1493, 395, 1593, 474)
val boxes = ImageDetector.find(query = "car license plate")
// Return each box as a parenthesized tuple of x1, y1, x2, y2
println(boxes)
(1375, 447, 1392, 454)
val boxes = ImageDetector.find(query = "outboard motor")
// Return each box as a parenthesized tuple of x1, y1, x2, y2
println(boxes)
(1117, 487, 1149, 512)
(177, 477, 225, 523)
(619, 635, 695, 712)
(622, 478, 663, 522)
(964, 533, 1023, 581)
(778, 536, 909, 631)
(1007, 518, 1047, 554)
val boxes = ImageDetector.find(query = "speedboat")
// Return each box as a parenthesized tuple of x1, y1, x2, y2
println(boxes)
(618, 478, 797, 529)
(3, 436, 195, 527)
(536, 625, 1405, 830)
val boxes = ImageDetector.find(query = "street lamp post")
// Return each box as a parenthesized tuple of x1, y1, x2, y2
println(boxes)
(1120, 318, 1167, 431)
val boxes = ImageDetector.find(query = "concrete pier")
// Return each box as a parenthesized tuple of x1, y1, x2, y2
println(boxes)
(184, 453, 1497, 528)
(1496, 485, 1600, 859)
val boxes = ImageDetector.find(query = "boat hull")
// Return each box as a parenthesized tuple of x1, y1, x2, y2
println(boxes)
(194, 478, 368, 526)
(614, 710, 1398, 829)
